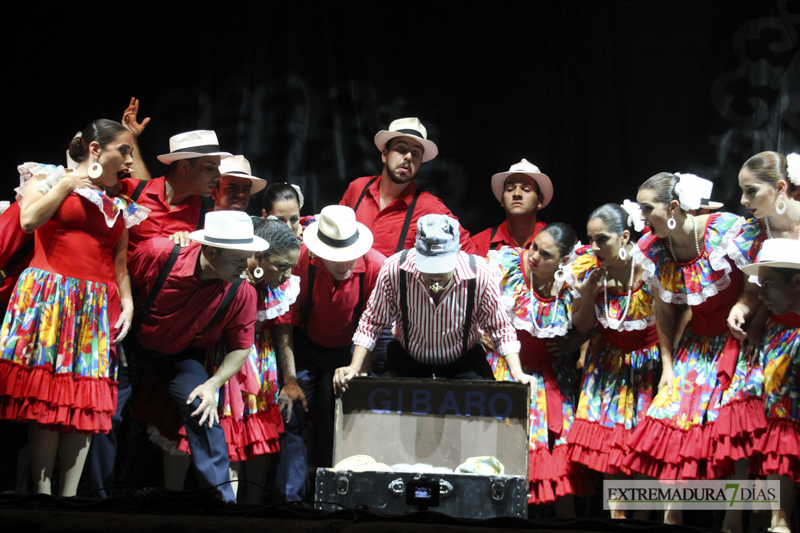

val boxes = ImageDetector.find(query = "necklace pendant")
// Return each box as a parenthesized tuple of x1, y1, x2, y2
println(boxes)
(429, 282, 445, 294)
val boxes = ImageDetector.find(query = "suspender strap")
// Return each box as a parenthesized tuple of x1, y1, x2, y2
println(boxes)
(142, 243, 182, 321)
(131, 179, 147, 202)
(192, 279, 243, 345)
(395, 188, 423, 253)
(398, 249, 410, 350)
(462, 254, 477, 354)
(352, 176, 379, 212)
(303, 262, 317, 332)
(0, 238, 35, 284)
(355, 268, 366, 319)
(489, 225, 499, 244)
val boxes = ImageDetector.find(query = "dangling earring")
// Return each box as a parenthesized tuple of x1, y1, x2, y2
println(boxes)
(88, 158, 103, 179)
(776, 194, 787, 215)
(618, 246, 627, 261)
(667, 215, 677, 230)
(554, 264, 567, 283)
(253, 267, 264, 279)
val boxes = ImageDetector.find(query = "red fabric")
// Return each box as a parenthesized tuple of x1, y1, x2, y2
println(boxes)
(128, 239, 256, 354)
(471, 220, 547, 256)
(750, 417, 800, 482)
(518, 333, 563, 435)
(290, 247, 386, 347)
(567, 420, 632, 475)
(340, 175, 476, 257)
(0, 360, 116, 433)
(119, 177, 205, 255)
(0, 202, 34, 306)
(599, 325, 659, 353)
(716, 336, 742, 390)
(625, 417, 724, 479)
(773, 311, 800, 328)
(528, 444, 595, 505)
(712, 396, 767, 470)
(689, 261, 744, 336)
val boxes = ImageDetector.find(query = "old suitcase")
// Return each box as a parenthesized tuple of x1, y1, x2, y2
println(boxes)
(315, 377, 530, 518)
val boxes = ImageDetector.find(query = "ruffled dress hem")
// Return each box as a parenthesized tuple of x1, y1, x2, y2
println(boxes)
(750, 417, 800, 482)
(711, 396, 767, 470)
(528, 444, 595, 505)
(567, 420, 632, 475)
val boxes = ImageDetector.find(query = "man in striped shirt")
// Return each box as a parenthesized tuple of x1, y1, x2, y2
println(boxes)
(333, 215, 532, 390)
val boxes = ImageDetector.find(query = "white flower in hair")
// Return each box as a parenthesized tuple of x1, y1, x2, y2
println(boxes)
(673, 173, 703, 211)
(621, 199, 645, 232)
(787, 153, 800, 186)
(290, 184, 305, 209)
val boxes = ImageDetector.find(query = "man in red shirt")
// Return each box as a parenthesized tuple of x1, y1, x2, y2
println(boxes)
(211, 155, 266, 212)
(471, 159, 553, 255)
(273, 205, 385, 501)
(339, 117, 476, 257)
(118, 130, 232, 253)
(126, 211, 264, 502)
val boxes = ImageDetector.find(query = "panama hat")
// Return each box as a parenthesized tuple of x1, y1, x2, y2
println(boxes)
(157, 130, 233, 164)
(303, 205, 373, 262)
(219, 155, 266, 194)
(374, 118, 438, 163)
(491, 159, 553, 208)
(742, 238, 800, 276)
(188, 211, 268, 252)
(675, 173, 723, 210)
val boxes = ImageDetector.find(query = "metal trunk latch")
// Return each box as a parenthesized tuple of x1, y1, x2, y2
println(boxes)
(388, 478, 405, 496)
(438, 479, 453, 498)
(336, 472, 352, 495)
(490, 477, 506, 501)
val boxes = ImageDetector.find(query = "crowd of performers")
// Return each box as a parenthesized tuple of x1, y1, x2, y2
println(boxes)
(0, 99, 799, 531)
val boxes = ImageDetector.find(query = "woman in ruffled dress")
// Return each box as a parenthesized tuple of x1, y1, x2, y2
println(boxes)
(728, 152, 800, 533)
(486, 223, 593, 515)
(0, 119, 147, 495)
(625, 172, 758, 527)
(567, 202, 659, 519)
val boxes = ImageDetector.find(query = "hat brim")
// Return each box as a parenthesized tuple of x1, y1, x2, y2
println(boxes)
(374, 131, 438, 163)
(187, 231, 268, 252)
(699, 201, 724, 210)
(415, 251, 458, 274)
(221, 173, 267, 194)
(741, 260, 800, 277)
(491, 171, 553, 208)
(157, 151, 234, 164)
(303, 221, 374, 262)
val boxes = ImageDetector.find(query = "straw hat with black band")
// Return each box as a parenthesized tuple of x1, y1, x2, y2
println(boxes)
(189, 211, 268, 252)
(374, 117, 439, 163)
(219, 155, 267, 194)
(303, 205, 373, 262)
(157, 130, 233, 164)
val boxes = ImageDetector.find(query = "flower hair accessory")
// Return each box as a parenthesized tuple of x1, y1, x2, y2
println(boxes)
(787, 153, 800, 186)
(621, 199, 645, 232)
(290, 184, 305, 209)
(673, 173, 703, 211)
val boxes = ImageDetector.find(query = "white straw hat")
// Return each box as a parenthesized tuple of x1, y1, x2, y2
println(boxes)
(374, 118, 438, 163)
(188, 211, 268, 252)
(157, 130, 233, 164)
(742, 238, 800, 276)
(219, 155, 266, 194)
(303, 205, 374, 262)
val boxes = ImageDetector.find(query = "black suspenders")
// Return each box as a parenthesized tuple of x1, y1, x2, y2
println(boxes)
(302, 260, 367, 333)
(398, 251, 477, 354)
(351, 177, 422, 253)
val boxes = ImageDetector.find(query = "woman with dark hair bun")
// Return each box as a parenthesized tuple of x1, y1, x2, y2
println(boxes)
(262, 183, 315, 239)
(567, 201, 659, 519)
(625, 172, 756, 526)
(0, 119, 148, 496)
(485, 222, 593, 514)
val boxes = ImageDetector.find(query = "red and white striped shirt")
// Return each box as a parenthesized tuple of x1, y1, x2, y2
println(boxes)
(352, 249, 520, 364)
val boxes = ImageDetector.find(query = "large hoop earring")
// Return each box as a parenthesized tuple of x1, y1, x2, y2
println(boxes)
(554, 264, 567, 283)
(253, 267, 264, 279)
(667, 216, 677, 230)
(776, 194, 787, 215)
(618, 246, 627, 261)
(88, 161, 103, 179)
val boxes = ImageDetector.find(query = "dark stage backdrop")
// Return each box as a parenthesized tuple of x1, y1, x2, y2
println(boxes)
(2, 1, 798, 241)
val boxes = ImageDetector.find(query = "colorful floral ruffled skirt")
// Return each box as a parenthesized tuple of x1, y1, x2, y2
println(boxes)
(0, 268, 117, 433)
(488, 351, 593, 504)
(567, 329, 659, 475)
(750, 317, 800, 482)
